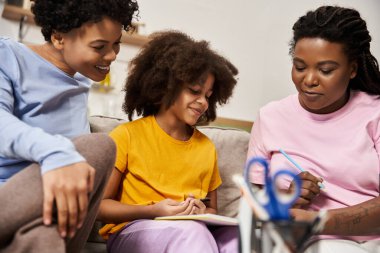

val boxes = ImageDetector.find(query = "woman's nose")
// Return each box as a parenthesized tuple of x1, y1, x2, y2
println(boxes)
(304, 71, 318, 87)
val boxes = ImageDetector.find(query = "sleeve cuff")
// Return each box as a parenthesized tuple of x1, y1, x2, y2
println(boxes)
(40, 147, 86, 174)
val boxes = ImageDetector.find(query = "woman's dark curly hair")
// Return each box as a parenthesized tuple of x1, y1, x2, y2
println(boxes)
(31, 0, 139, 42)
(290, 6, 380, 95)
(123, 30, 238, 123)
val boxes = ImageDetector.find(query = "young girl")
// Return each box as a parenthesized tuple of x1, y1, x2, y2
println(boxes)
(247, 5, 380, 252)
(98, 31, 239, 253)
(0, 0, 138, 252)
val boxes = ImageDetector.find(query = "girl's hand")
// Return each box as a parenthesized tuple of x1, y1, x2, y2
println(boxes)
(153, 198, 195, 216)
(290, 171, 322, 208)
(185, 198, 207, 215)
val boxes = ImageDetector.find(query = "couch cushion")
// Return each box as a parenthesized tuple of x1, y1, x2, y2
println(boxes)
(89, 115, 126, 133)
(198, 126, 249, 218)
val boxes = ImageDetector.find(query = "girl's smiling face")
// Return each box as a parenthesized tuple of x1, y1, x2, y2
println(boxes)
(171, 73, 214, 126)
(292, 38, 357, 114)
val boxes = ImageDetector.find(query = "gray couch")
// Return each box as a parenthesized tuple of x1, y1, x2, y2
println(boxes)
(82, 115, 251, 253)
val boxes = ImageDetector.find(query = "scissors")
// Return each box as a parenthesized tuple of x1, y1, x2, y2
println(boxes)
(244, 157, 301, 220)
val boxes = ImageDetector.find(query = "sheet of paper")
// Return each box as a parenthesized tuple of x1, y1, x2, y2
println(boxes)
(155, 214, 238, 226)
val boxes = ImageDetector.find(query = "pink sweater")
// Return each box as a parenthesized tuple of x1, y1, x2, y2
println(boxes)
(248, 90, 380, 241)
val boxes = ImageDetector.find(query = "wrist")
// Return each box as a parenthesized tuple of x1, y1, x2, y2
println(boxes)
(146, 203, 158, 218)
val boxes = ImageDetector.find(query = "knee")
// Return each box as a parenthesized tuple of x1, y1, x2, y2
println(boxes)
(73, 133, 116, 175)
(176, 221, 213, 239)
(92, 133, 116, 172)
(170, 221, 218, 251)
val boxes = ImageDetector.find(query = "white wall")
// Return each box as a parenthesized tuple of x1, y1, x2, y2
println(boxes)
(1, 0, 379, 121)
(136, 0, 380, 121)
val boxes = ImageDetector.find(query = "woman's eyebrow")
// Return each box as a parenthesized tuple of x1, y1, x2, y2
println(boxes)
(293, 57, 339, 66)
(292, 57, 304, 63)
(317, 61, 340, 67)
(90, 35, 122, 44)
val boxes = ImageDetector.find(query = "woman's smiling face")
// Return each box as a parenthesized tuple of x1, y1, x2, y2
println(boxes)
(58, 17, 122, 82)
(292, 38, 358, 114)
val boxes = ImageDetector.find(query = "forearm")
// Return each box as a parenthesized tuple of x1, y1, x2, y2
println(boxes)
(98, 199, 156, 224)
(323, 197, 380, 235)
(0, 109, 84, 173)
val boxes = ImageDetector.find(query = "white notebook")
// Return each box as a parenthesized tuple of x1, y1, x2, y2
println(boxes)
(155, 214, 238, 226)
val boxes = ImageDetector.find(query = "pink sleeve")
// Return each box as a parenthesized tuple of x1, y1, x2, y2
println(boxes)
(368, 117, 380, 175)
(246, 113, 267, 185)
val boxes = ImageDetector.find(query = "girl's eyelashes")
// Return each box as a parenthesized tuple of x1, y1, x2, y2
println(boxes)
(188, 87, 201, 95)
(92, 45, 105, 50)
(188, 86, 213, 99)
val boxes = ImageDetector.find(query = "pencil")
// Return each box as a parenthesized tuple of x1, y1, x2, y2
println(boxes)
(279, 148, 325, 189)
(200, 197, 211, 203)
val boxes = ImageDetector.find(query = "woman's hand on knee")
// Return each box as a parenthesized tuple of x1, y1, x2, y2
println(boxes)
(42, 162, 95, 238)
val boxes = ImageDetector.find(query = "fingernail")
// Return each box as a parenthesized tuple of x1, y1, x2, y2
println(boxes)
(77, 222, 83, 229)
(44, 218, 51, 225)
(60, 231, 67, 238)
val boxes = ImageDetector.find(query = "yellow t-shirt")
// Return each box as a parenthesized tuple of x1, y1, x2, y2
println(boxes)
(99, 115, 221, 239)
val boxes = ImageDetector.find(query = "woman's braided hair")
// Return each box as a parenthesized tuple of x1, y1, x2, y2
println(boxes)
(290, 6, 380, 95)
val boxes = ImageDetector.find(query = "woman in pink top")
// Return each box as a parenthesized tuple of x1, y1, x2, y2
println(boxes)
(247, 5, 380, 252)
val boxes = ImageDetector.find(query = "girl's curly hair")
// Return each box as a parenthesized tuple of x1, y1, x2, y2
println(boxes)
(123, 31, 238, 122)
(290, 5, 380, 95)
(31, 0, 139, 41)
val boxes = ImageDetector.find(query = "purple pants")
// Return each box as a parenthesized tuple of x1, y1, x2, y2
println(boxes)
(107, 220, 238, 253)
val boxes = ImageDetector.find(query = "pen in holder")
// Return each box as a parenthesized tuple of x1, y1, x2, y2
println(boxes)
(235, 156, 328, 253)
(235, 173, 327, 253)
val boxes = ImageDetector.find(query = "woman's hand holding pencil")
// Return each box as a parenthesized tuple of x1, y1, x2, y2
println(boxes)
(289, 171, 323, 208)
(279, 148, 326, 208)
